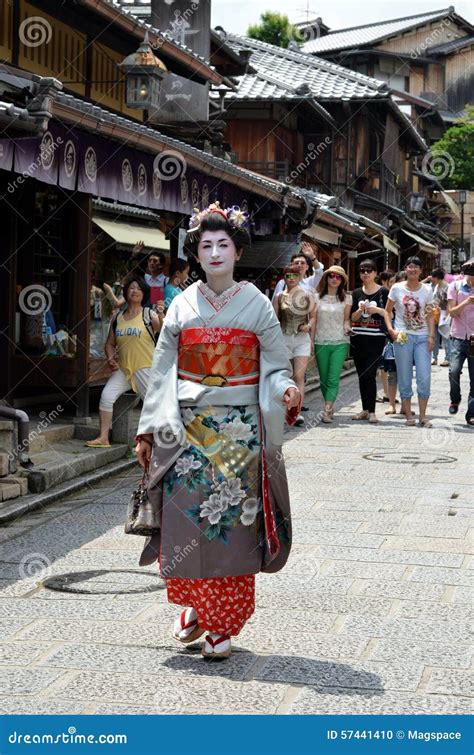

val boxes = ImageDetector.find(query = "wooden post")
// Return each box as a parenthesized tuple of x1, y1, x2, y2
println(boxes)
(73, 193, 92, 419)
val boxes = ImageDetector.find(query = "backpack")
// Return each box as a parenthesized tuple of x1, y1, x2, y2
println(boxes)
(111, 307, 158, 345)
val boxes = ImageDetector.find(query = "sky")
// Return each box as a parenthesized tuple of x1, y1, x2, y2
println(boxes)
(211, 1, 474, 35)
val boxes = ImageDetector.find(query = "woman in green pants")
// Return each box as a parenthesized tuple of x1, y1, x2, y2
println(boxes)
(314, 266, 352, 423)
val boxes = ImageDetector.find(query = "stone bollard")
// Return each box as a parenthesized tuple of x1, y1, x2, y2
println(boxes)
(111, 392, 140, 446)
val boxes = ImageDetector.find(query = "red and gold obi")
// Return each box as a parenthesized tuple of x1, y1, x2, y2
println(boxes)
(178, 328, 259, 387)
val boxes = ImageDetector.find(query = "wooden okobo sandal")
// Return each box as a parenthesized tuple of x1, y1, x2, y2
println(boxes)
(201, 633, 232, 659)
(173, 608, 205, 644)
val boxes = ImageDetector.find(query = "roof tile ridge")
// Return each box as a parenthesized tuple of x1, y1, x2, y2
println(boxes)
(315, 8, 452, 36)
(227, 33, 386, 91)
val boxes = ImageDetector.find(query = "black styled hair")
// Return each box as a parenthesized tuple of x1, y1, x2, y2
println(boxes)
(169, 258, 189, 279)
(320, 273, 347, 302)
(183, 212, 250, 258)
(359, 259, 377, 272)
(405, 256, 423, 268)
(148, 251, 165, 264)
(431, 267, 445, 279)
(291, 251, 314, 277)
(122, 275, 150, 305)
(394, 271, 407, 282)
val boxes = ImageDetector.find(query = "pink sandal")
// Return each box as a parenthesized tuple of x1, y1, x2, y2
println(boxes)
(173, 608, 205, 644)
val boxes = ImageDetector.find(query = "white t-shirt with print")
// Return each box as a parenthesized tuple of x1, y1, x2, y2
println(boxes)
(388, 282, 434, 335)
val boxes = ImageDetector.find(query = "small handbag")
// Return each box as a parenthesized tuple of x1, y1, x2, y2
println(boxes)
(124, 469, 160, 536)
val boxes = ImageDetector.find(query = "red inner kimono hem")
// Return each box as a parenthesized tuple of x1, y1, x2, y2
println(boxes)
(166, 574, 255, 636)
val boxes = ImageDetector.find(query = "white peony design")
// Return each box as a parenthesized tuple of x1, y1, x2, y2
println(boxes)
(217, 477, 247, 508)
(175, 455, 202, 477)
(240, 497, 261, 526)
(200, 493, 226, 524)
(220, 416, 253, 442)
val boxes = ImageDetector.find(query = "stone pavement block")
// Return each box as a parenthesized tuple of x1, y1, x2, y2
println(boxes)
(238, 631, 368, 660)
(257, 592, 392, 617)
(20, 615, 178, 647)
(452, 586, 473, 604)
(0, 668, 65, 695)
(256, 573, 353, 594)
(0, 579, 39, 597)
(409, 567, 472, 586)
(38, 642, 259, 681)
(0, 642, 51, 666)
(425, 669, 474, 697)
(245, 610, 337, 635)
(362, 518, 470, 538)
(289, 688, 473, 715)
(0, 698, 87, 714)
(395, 600, 473, 622)
(324, 562, 407, 580)
(340, 615, 472, 645)
(381, 535, 472, 554)
(356, 580, 445, 602)
(255, 656, 424, 692)
(296, 531, 386, 548)
(370, 639, 472, 668)
(0, 597, 152, 621)
(57, 671, 283, 713)
(0, 617, 37, 641)
(0, 482, 21, 501)
(295, 517, 363, 533)
(312, 545, 464, 567)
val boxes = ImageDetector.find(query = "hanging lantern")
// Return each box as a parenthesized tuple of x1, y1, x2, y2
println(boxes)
(120, 32, 167, 109)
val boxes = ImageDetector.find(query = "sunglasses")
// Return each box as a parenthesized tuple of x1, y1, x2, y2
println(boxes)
(284, 273, 299, 280)
(328, 272, 343, 279)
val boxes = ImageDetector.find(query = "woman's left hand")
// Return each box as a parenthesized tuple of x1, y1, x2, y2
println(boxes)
(428, 336, 435, 352)
(298, 324, 310, 333)
(284, 386, 301, 409)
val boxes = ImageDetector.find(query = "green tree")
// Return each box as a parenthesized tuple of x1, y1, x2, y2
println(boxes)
(430, 105, 474, 190)
(247, 12, 303, 48)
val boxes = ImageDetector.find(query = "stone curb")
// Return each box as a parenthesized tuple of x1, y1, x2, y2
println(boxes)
(0, 457, 138, 525)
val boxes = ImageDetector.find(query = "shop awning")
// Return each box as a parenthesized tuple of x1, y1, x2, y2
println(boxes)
(401, 229, 438, 254)
(92, 217, 170, 252)
(383, 235, 400, 255)
(301, 223, 341, 245)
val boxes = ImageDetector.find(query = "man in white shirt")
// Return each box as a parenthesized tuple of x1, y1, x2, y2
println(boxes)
(272, 240, 324, 299)
(144, 252, 169, 288)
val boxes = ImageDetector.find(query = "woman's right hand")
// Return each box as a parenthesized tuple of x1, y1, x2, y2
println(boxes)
(135, 438, 153, 469)
(389, 328, 399, 342)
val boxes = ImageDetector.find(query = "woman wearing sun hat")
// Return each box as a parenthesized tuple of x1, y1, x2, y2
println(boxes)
(314, 265, 352, 423)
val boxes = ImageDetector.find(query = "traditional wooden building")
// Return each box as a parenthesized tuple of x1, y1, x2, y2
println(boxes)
(299, 8, 474, 134)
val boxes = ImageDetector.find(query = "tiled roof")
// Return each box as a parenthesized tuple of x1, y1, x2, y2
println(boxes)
(301, 8, 458, 54)
(53, 91, 332, 208)
(93, 198, 160, 220)
(427, 34, 474, 54)
(220, 33, 387, 101)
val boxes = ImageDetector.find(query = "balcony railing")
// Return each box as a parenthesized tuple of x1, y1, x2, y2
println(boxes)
(238, 160, 325, 192)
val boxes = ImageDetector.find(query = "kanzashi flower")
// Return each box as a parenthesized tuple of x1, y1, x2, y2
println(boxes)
(240, 497, 261, 526)
(220, 416, 253, 442)
(226, 206, 249, 229)
(217, 477, 247, 508)
(200, 493, 225, 524)
(175, 455, 202, 477)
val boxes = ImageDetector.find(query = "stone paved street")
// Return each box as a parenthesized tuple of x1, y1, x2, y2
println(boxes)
(0, 365, 472, 715)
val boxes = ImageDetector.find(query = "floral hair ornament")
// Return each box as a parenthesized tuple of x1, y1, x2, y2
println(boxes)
(187, 201, 250, 236)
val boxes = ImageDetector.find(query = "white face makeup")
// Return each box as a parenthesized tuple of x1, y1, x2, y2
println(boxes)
(197, 230, 240, 277)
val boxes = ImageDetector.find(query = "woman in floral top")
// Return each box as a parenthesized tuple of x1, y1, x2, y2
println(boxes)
(135, 204, 300, 659)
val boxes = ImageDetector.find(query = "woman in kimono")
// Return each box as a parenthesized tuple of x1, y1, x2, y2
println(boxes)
(135, 203, 300, 659)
